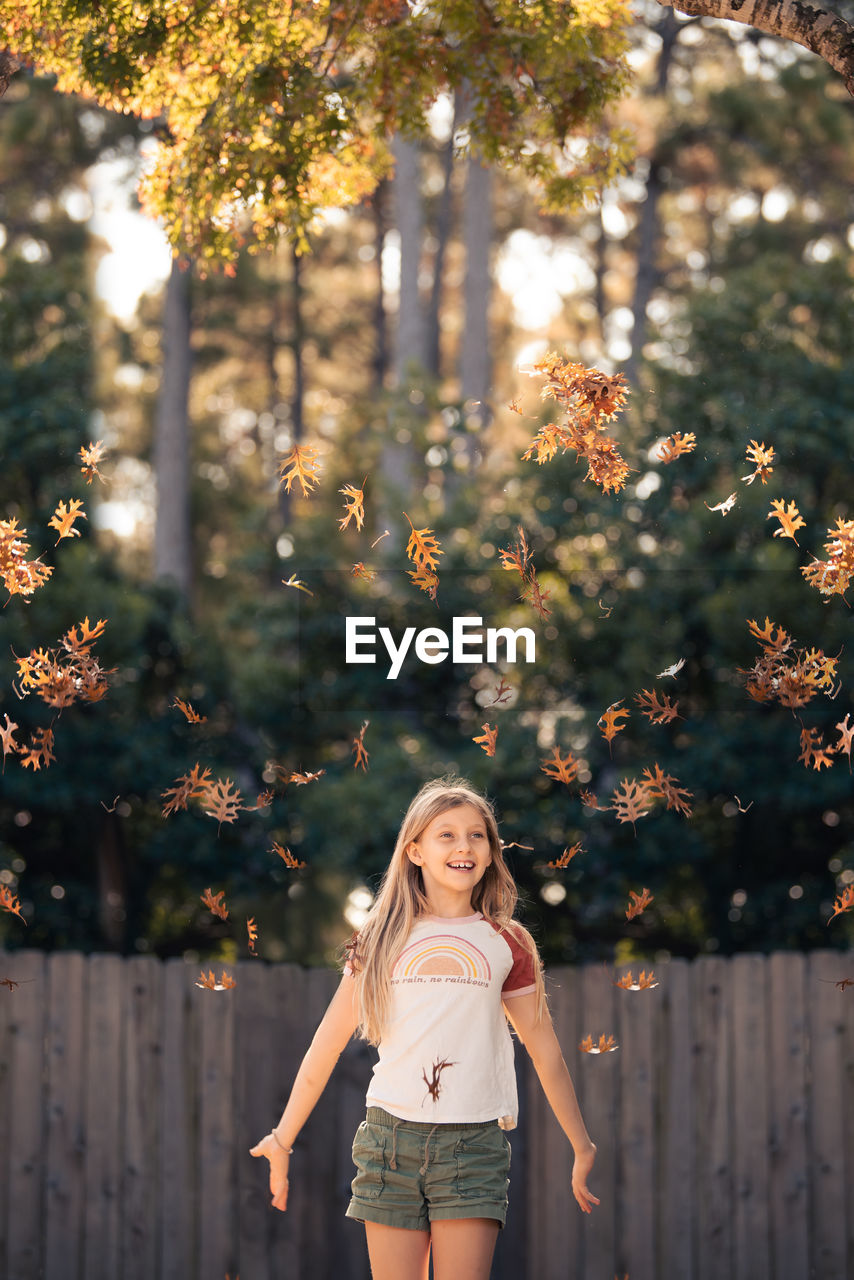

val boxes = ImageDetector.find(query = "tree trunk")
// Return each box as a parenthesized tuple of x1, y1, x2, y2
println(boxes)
(372, 179, 389, 396)
(392, 134, 427, 384)
(460, 154, 493, 463)
(153, 256, 193, 601)
(425, 101, 459, 379)
(656, 0, 854, 91)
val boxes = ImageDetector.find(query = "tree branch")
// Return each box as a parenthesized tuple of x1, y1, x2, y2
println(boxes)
(655, 0, 854, 92)
(0, 50, 23, 98)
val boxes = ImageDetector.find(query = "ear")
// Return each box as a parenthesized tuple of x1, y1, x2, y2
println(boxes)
(406, 842, 422, 866)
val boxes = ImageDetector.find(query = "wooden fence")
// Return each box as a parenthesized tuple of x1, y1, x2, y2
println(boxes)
(0, 948, 852, 1280)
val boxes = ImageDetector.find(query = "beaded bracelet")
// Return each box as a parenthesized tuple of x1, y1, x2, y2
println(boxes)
(270, 1130, 294, 1154)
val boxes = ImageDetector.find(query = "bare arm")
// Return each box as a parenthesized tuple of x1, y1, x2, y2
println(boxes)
(250, 973, 361, 1211)
(504, 991, 599, 1213)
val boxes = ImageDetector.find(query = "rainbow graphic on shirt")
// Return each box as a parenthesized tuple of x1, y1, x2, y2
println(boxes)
(392, 934, 492, 982)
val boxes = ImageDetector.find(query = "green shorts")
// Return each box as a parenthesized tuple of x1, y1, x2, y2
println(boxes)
(346, 1106, 511, 1232)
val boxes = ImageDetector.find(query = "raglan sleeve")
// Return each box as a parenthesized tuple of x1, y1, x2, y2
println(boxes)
(500, 927, 539, 999)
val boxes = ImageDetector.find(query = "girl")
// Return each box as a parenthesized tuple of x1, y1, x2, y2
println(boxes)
(250, 776, 598, 1280)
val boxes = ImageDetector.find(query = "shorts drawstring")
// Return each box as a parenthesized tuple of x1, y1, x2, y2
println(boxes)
(389, 1119, 401, 1170)
(418, 1125, 438, 1176)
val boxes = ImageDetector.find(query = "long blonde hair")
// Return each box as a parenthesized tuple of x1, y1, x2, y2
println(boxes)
(346, 775, 546, 1044)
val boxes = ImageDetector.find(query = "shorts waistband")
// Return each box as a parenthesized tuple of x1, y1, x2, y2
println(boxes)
(365, 1106, 498, 1133)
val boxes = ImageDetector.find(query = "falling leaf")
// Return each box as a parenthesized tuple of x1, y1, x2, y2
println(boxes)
(245, 789, 274, 810)
(741, 439, 775, 485)
(598, 599, 613, 618)
(657, 658, 685, 680)
(161, 764, 213, 817)
(204, 778, 243, 829)
(289, 769, 326, 785)
(247, 917, 258, 954)
(610, 779, 652, 832)
(507, 397, 523, 414)
(0, 884, 26, 923)
(0, 714, 19, 770)
(0, 518, 53, 601)
(614, 969, 659, 991)
(540, 746, 579, 786)
(801, 516, 854, 599)
(173, 697, 207, 723)
(658, 431, 696, 463)
(488, 677, 512, 706)
(281, 574, 314, 595)
(408, 564, 440, 602)
(48, 498, 86, 545)
(833, 714, 853, 771)
(422, 1057, 456, 1102)
(350, 562, 376, 582)
(634, 688, 680, 724)
(827, 885, 854, 924)
(734, 795, 753, 812)
(339, 477, 367, 531)
(767, 499, 806, 545)
(499, 527, 551, 619)
(705, 492, 737, 515)
(642, 764, 693, 816)
(579, 1033, 618, 1054)
(626, 887, 654, 920)
(403, 513, 442, 572)
(370, 530, 390, 549)
(19, 727, 56, 771)
(278, 444, 321, 496)
(201, 887, 228, 920)
(580, 789, 604, 811)
(195, 969, 236, 991)
(352, 719, 370, 771)
(548, 841, 583, 869)
(79, 439, 107, 484)
(599, 701, 629, 752)
(473, 723, 498, 756)
(798, 726, 835, 771)
(272, 841, 306, 869)
(522, 356, 630, 493)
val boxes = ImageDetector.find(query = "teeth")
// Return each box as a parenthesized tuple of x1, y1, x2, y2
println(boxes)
(449, 862, 474, 869)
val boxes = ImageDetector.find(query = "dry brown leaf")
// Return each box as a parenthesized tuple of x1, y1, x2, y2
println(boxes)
(48, 498, 86, 544)
(625, 887, 654, 920)
(278, 444, 321, 496)
(548, 841, 583, 869)
(201, 887, 228, 920)
(473, 723, 498, 756)
(352, 719, 370, 771)
(272, 841, 306, 869)
(540, 746, 579, 786)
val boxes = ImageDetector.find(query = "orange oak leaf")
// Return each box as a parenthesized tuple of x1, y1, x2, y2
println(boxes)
(741, 439, 775, 485)
(580, 789, 604, 810)
(161, 763, 213, 817)
(48, 498, 86, 545)
(352, 719, 370, 771)
(289, 769, 326, 785)
(488, 677, 513, 706)
(408, 565, 440, 601)
(247, 917, 258, 955)
(798, 726, 835, 771)
(0, 884, 26, 923)
(201, 887, 228, 920)
(173, 697, 207, 723)
(827, 885, 854, 924)
(579, 1033, 618, 1054)
(0, 518, 53, 600)
(833, 713, 853, 771)
(599, 702, 629, 752)
(767, 499, 806, 545)
(245, 789, 274, 811)
(522, 356, 630, 492)
(614, 969, 659, 990)
(272, 841, 306, 869)
(520, 574, 552, 619)
(204, 778, 243, 828)
(403, 513, 443, 572)
(658, 431, 696, 463)
(19, 727, 56, 770)
(278, 444, 321, 496)
(642, 764, 693, 816)
(0, 714, 19, 770)
(195, 969, 236, 991)
(801, 516, 854, 600)
(548, 841, 583, 869)
(610, 779, 652, 832)
(350, 562, 377, 582)
(473, 723, 498, 756)
(540, 746, 579, 786)
(705, 492, 737, 515)
(498, 527, 532, 579)
(339, 477, 367, 531)
(626, 887, 654, 920)
(79, 439, 107, 484)
(634, 688, 680, 724)
(747, 616, 791, 653)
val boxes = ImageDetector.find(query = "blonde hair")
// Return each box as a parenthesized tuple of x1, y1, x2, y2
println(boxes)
(346, 775, 547, 1044)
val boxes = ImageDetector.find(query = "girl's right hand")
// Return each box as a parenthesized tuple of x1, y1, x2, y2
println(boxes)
(571, 1141, 600, 1214)
(249, 1133, 291, 1212)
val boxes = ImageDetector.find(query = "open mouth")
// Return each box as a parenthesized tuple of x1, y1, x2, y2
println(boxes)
(448, 861, 475, 870)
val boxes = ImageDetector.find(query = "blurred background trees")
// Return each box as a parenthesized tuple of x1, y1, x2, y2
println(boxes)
(1, 6, 853, 966)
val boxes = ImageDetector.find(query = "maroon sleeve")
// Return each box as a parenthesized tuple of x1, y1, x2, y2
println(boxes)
(491, 923, 539, 997)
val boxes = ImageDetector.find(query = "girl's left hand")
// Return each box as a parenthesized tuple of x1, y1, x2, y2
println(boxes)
(571, 1141, 600, 1214)
(249, 1133, 291, 1212)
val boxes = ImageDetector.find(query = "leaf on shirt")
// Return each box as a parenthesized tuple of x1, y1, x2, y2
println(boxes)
(422, 1057, 457, 1103)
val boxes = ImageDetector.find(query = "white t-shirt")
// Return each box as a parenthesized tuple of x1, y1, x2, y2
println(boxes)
(345, 912, 538, 1129)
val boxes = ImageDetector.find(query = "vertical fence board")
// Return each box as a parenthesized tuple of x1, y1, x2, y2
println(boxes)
(843, 950, 854, 1280)
(694, 956, 733, 1280)
(197, 976, 238, 1280)
(768, 952, 809, 1280)
(159, 959, 195, 1280)
(731, 954, 771, 1280)
(658, 958, 694, 1280)
(270, 964, 309, 1280)
(807, 950, 847, 1280)
(236, 960, 276, 1280)
(333, 1020, 374, 1280)
(0, 949, 11, 1276)
(300, 969, 339, 1280)
(5, 950, 47, 1280)
(617, 966, 656, 1280)
(579, 961, 617, 1280)
(45, 952, 86, 1280)
(82, 954, 123, 1280)
(122, 956, 162, 1280)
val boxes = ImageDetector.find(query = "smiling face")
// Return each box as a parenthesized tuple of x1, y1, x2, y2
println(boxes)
(406, 802, 493, 917)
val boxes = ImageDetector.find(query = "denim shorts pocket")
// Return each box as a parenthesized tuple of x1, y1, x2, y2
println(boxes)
(453, 1127, 510, 1200)
(351, 1122, 386, 1201)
